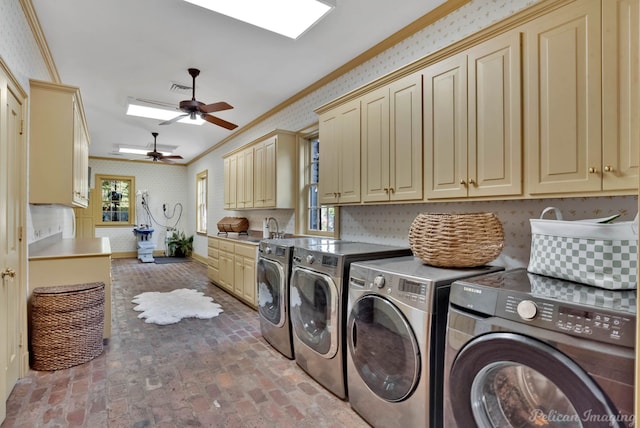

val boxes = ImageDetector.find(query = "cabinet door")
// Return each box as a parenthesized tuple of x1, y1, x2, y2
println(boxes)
(467, 30, 522, 197)
(219, 251, 234, 292)
(234, 255, 244, 296)
(525, 0, 601, 194)
(361, 86, 390, 202)
(223, 157, 235, 209)
(242, 256, 256, 306)
(389, 73, 422, 201)
(318, 112, 341, 204)
(337, 99, 362, 204)
(236, 151, 246, 208)
(254, 143, 267, 207)
(263, 137, 277, 207)
(602, 0, 639, 191)
(423, 54, 468, 199)
(243, 147, 254, 208)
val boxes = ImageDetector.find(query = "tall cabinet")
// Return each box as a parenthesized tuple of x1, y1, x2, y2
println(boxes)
(29, 80, 90, 208)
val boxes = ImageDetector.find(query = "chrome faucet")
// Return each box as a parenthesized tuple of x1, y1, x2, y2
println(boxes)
(267, 217, 281, 238)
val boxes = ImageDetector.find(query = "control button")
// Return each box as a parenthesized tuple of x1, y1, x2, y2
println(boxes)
(517, 300, 538, 320)
(305, 254, 315, 264)
(373, 275, 386, 289)
(265, 247, 272, 254)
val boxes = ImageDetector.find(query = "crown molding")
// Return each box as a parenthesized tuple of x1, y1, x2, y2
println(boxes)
(20, 0, 60, 83)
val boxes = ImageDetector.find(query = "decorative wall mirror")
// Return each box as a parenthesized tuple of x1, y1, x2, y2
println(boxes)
(96, 174, 135, 226)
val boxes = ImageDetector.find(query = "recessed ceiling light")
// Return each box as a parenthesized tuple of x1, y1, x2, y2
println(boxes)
(183, 0, 335, 39)
(126, 101, 205, 125)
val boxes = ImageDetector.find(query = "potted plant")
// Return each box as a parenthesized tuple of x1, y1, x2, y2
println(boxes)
(167, 231, 193, 258)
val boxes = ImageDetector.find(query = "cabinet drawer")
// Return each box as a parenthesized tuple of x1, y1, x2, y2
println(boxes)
(234, 244, 257, 259)
(208, 247, 219, 259)
(208, 237, 220, 249)
(219, 241, 235, 253)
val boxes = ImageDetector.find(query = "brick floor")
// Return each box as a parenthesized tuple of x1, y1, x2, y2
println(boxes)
(1, 258, 368, 427)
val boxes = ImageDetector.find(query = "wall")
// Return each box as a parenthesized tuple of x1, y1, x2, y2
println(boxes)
(89, 159, 188, 254)
(188, 0, 637, 268)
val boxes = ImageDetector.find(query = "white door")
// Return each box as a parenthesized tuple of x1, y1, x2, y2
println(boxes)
(0, 70, 25, 423)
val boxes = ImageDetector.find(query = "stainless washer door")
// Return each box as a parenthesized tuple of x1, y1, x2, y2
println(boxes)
(448, 332, 623, 428)
(348, 294, 420, 402)
(257, 257, 286, 327)
(290, 266, 339, 358)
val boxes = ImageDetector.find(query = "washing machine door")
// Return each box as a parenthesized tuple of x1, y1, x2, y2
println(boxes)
(257, 257, 286, 327)
(290, 266, 339, 358)
(448, 332, 623, 428)
(348, 295, 420, 402)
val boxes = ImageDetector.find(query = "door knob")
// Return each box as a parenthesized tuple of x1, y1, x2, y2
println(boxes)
(604, 165, 614, 172)
(1, 268, 16, 279)
(588, 167, 599, 174)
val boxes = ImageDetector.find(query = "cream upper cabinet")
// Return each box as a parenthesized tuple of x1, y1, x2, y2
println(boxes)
(525, 0, 602, 194)
(236, 147, 254, 209)
(362, 73, 423, 202)
(223, 155, 237, 209)
(253, 131, 296, 209)
(318, 98, 361, 205)
(424, 30, 521, 200)
(29, 80, 90, 207)
(602, 0, 639, 191)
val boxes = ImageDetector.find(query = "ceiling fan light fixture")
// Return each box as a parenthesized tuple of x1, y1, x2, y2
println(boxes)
(126, 101, 205, 125)
(183, 0, 335, 39)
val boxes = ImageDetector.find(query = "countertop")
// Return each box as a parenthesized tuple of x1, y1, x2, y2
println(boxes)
(209, 233, 262, 245)
(29, 237, 112, 260)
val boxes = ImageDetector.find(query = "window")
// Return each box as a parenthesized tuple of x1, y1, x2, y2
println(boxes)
(96, 175, 135, 226)
(196, 170, 208, 234)
(304, 135, 338, 236)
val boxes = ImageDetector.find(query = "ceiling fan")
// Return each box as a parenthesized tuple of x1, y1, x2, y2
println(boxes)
(159, 68, 238, 130)
(147, 132, 183, 163)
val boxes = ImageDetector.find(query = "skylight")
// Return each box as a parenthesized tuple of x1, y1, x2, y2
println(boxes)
(126, 101, 205, 125)
(183, 0, 335, 39)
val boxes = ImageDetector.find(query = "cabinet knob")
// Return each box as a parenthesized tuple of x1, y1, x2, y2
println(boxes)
(384, 187, 389, 194)
(1, 268, 16, 279)
(468, 179, 476, 186)
(460, 179, 467, 186)
(604, 165, 614, 172)
(588, 167, 599, 174)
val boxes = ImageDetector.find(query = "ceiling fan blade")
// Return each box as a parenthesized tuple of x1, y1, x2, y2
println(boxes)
(159, 157, 176, 164)
(161, 155, 184, 160)
(199, 101, 233, 114)
(159, 113, 188, 125)
(202, 113, 238, 130)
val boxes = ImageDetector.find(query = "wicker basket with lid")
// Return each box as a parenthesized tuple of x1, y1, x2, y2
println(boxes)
(31, 282, 105, 371)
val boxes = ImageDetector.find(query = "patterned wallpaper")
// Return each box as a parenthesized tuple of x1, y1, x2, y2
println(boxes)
(7, 0, 638, 267)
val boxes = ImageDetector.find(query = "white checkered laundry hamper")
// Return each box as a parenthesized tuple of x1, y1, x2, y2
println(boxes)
(528, 207, 638, 290)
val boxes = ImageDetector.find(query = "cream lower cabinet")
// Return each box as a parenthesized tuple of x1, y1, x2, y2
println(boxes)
(424, 30, 522, 199)
(29, 80, 90, 208)
(318, 98, 362, 205)
(28, 239, 112, 339)
(361, 72, 423, 202)
(209, 237, 257, 308)
(207, 237, 220, 284)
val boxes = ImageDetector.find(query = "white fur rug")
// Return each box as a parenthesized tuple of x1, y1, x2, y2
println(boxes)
(132, 288, 223, 325)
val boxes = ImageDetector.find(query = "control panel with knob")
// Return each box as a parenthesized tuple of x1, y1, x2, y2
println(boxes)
(306, 254, 315, 264)
(517, 300, 538, 320)
(373, 275, 386, 289)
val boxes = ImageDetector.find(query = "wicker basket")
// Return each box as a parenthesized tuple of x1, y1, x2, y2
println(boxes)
(31, 282, 105, 371)
(409, 212, 504, 268)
